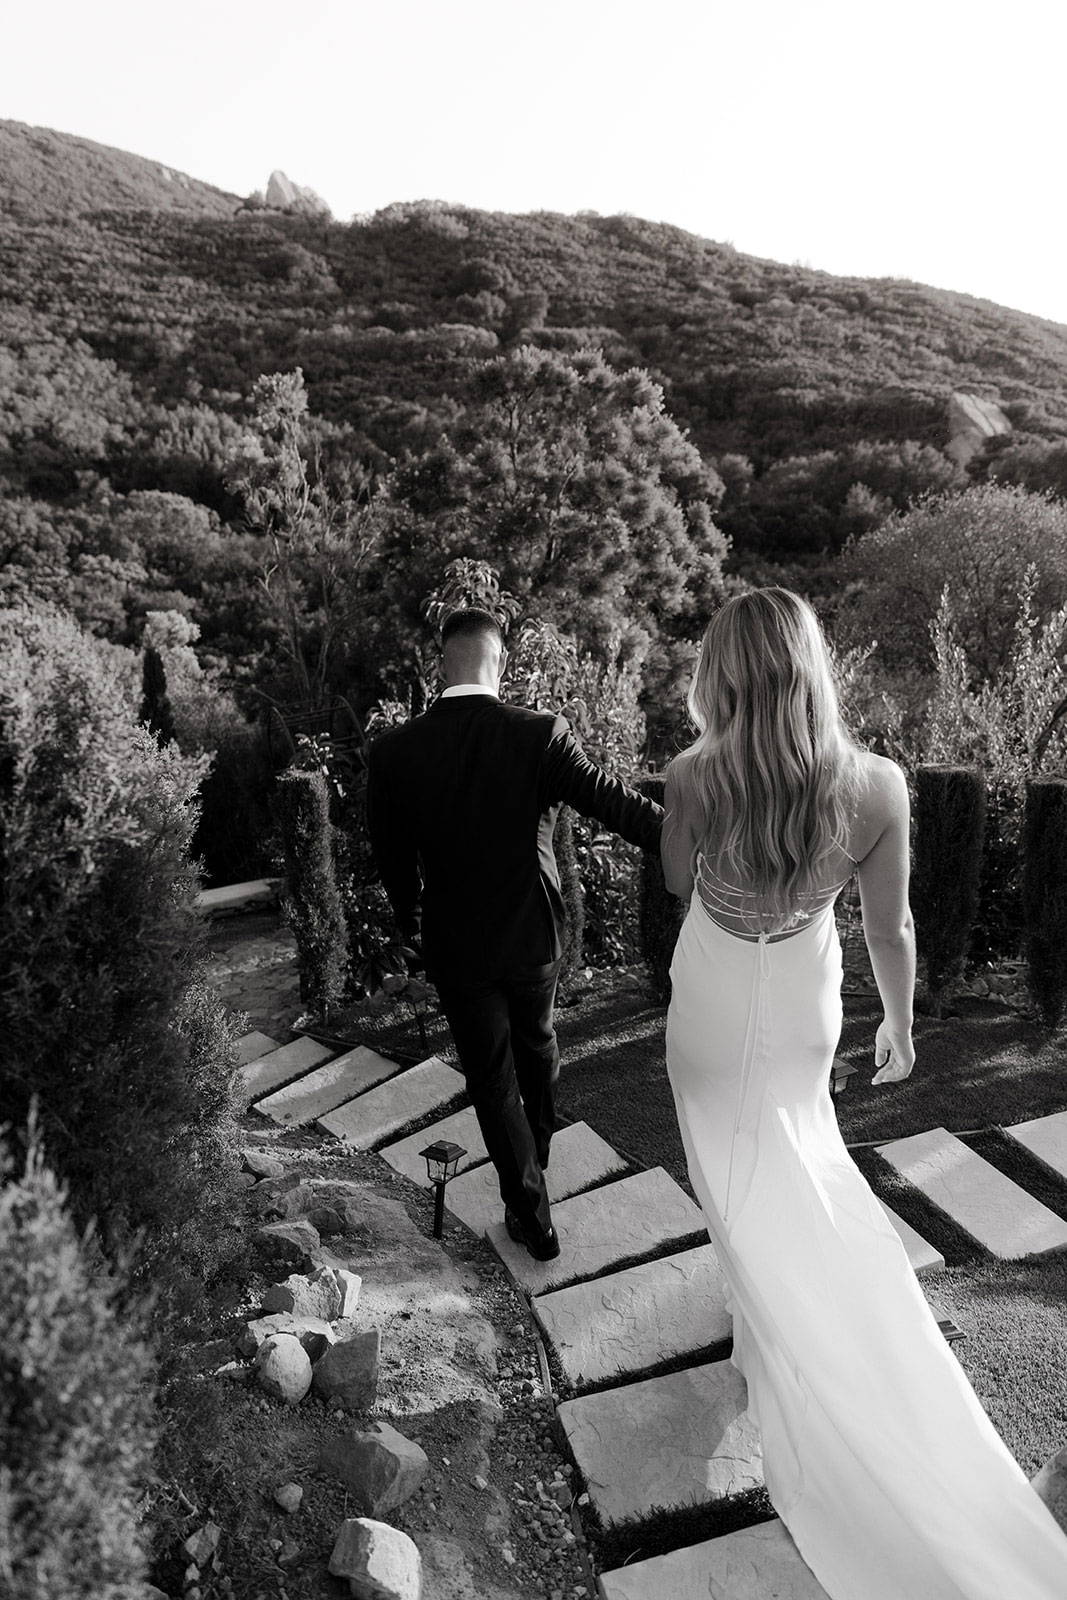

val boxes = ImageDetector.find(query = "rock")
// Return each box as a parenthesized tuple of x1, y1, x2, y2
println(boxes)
(307, 1205, 346, 1236)
(1032, 1445, 1067, 1533)
(260, 1183, 319, 1221)
(242, 1149, 285, 1180)
(265, 169, 332, 219)
(255, 1334, 313, 1405)
(328, 1518, 422, 1600)
(181, 1522, 221, 1567)
(143, 1587, 170, 1599)
(319, 1422, 429, 1514)
(262, 1266, 361, 1321)
(239, 1312, 337, 1363)
(312, 1329, 381, 1410)
(275, 1482, 303, 1514)
(234, 1171, 259, 1190)
(946, 391, 1011, 468)
(253, 1220, 320, 1273)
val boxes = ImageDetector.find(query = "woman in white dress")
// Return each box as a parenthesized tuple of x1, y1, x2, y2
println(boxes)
(661, 588, 1067, 1600)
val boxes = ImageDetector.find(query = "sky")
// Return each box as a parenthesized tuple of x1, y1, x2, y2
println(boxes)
(4, 0, 1067, 325)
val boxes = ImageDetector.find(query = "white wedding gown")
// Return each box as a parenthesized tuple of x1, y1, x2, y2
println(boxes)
(665, 859, 1067, 1600)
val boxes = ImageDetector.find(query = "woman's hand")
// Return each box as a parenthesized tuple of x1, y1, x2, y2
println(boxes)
(872, 1018, 915, 1085)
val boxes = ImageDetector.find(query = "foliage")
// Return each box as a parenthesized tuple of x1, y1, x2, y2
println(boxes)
(273, 767, 349, 1016)
(1022, 779, 1067, 1029)
(842, 483, 1067, 675)
(0, 602, 243, 1283)
(636, 774, 684, 1001)
(0, 1130, 157, 1599)
(912, 766, 987, 1013)
(140, 644, 175, 744)
(553, 805, 586, 992)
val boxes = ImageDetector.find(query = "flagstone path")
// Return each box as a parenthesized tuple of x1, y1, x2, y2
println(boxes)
(238, 1029, 1067, 1599)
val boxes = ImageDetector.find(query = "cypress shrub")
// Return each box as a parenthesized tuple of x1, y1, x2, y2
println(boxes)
(140, 644, 175, 745)
(638, 774, 684, 1003)
(0, 602, 243, 1284)
(274, 767, 349, 1017)
(1023, 777, 1067, 1029)
(0, 1131, 157, 1598)
(912, 764, 986, 1015)
(554, 803, 586, 992)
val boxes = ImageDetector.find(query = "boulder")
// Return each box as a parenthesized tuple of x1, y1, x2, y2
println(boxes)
(1032, 1445, 1067, 1533)
(254, 1333, 313, 1405)
(239, 1312, 336, 1363)
(181, 1522, 221, 1567)
(307, 1204, 346, 1236)
(319, 1421, 429, 1515)
(241, 1149, 285, 1180)
(329, 1518, 421, 1600)
(252, 1220, 320, 1273)
(274, 1481, 303, 1514)
(259, 1183, 319, 1221)
(265, 169, 332, 218)
(312, 1328, 381, 1410)
(946, 391, 1011, 468)
(262, 1265, 361, 1321)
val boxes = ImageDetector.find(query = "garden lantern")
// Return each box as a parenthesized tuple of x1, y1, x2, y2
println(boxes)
(830, 1056, 858, 1097)
(420, 1140, 466, 1238)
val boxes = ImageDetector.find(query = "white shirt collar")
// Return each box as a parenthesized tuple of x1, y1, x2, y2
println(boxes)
(440, 683, 499, 699)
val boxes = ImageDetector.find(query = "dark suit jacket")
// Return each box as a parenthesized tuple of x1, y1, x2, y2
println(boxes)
(365, 694, 663, 982)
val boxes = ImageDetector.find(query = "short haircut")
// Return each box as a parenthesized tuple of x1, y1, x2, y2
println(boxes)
(440, 607, 505, 650)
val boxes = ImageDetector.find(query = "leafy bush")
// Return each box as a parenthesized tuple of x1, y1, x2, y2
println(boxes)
(912, 766, 986, 1013)
(1023, 778, 1067, 1028)
(273, 767, 349, 1017)
(0, 1132, 156, 1599)
(0, 602, 243, 1282)
(554, 805, 586, 993)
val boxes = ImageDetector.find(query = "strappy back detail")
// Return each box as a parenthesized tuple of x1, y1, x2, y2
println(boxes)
(695, 850, 856, 943)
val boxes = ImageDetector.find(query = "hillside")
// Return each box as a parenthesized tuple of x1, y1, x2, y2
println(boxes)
(0, 120, 239, 218)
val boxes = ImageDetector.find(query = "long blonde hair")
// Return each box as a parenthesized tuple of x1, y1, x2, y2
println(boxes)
(671, 587, 860, 919)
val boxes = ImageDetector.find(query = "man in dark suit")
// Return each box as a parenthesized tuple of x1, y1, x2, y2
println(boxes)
(366, 607, 663, 1259)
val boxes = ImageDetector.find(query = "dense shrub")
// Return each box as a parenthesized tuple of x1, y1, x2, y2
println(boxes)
(140, 645, 175, 744)
(1023, 778, 1067, 1029)
(912, 766, 986, 1013)
(0, 602, 243, 1281)
(273, 767, 349, 1017)
(0, 1133, 156, 1598)
(637, 775, 684, 1001)
(554, 805, 586, 993)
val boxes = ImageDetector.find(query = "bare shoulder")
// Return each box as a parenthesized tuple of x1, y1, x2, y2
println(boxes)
(849, 751, 909, 858)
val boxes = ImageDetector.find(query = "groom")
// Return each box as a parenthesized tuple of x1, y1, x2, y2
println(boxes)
(366, 608, 663, 1259)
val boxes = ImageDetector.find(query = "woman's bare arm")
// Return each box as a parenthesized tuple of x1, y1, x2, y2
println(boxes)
(661, 761, 699, 900)
(855, 757, 916, 1083)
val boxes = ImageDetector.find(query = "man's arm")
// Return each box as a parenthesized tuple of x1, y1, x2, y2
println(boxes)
(364, 745, 422, 944)
(540, 716, 663, 850)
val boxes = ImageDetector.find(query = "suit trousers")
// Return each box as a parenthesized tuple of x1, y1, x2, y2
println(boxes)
(434, 960, 561, 1234)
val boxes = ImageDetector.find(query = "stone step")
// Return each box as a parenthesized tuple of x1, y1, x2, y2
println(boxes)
(1004, 1110, 1067, 1184)
(534, 1243, 730, 1391)
(444, 1122, 628, 1236)
(880, 1126, 1067, 1259)
(558, 1358, 761, 1529)
(254, 1045, 400, 1125)
(235, 1030, 282, 1067)
(486, 1166, 707, 1295)
(598, 1517, 830, 1600)
(238, 1035, 334, 1104)
(876, 1199, 945, 1273)
(316, 1056, 466, 1150)
(378, 1105, 488, 1186)
(197, 878, 281, 915)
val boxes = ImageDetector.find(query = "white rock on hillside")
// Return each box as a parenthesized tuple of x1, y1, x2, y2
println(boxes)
(265, 169, 331, 217)
(329, 1518, 422, 1600)
(254, 1332, 313, 1405)
(262, 1265, 361, 1320)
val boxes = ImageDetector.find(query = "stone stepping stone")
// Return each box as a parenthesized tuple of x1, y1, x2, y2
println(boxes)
(379, 1105, 488, 1185)
(197, 878, 280, 914)
(316, 1056, 466, 1150)
(1005, 1110, 1067, 1184)
(235, 1030, 282, 1067)
(486, 1167, 707, 1295)
(238, 1035, 334, 1104)
(557, 1358, 761, 1528)
(880, 1126, 1067, 1259)
(254, 1045, 400, 1125)
(443, 1122, 627, 1236)
(599, 1517, 830, 1600)
(877, 1199, 944, 1273)
(534, 1243, 730, 1391)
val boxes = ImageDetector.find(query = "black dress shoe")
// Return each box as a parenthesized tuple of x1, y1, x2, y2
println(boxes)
(504, 1207, 561, 1262)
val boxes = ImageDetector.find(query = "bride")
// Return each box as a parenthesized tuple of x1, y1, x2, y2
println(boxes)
(661, 588, 1067, 1599)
